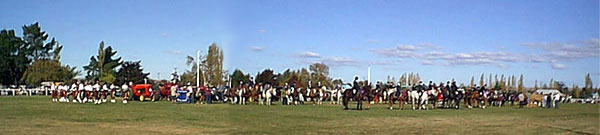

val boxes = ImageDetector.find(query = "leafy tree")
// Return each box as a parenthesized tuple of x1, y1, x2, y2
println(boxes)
(21, 59, 78, 86)
(256, 69, 276, 85)
(479, 73, 484, 87)
(231, 69, 249, 87)
(0, 29, 26, 85)
(275, 69, 294, 86)
(469, 75, 474, 88)
(584, 73, 594, 97)
(21, 22, 61, 62)
(83, 41, 122, 83)
(518, 74, 524, 92)
(115, 61, 149, 85)
(309, 63, 332, 87)
(204, 43, 224, 86)
(181, 55, 203, 85)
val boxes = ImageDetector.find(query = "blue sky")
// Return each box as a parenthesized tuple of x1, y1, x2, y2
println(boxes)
(1, 0, 598, 87)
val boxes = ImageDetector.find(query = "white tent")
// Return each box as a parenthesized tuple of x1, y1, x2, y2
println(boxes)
(534, 89, 564, 96)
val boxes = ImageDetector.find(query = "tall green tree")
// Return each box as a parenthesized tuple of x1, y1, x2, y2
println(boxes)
(309, 62, 332, 87)
(256, 69, 276, 85)
(83, 41, 122, 83)
(0, 29, 27, 85)
(518, 74, 524, 93)
(21, 22, 61, 62)
(204, 43, 224, 86)
(231, 69, 249, 87)
(479, 73, 485, 87)
(115, 61, 149, 85)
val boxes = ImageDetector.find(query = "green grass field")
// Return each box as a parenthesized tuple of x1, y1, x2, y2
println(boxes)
(1, 96, 598, 135)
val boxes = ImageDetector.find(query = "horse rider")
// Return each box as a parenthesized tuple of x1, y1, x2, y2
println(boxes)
(352, 76, 360, 97)
(416, 81, 425, 98)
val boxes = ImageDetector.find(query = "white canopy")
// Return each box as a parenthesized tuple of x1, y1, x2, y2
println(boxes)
(534, 89, 564, 96)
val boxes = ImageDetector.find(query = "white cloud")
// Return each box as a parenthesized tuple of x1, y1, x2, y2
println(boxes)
(297, 51, 321, 58)
(249, 46, 265, 52)
(552, 63, 566, 70)
(321, 57, 360, 67)
(161, 32, 168, 38)
(164, 50, 183, 55)
(257, 29, 266, 33)
(521, 38, 600, 61)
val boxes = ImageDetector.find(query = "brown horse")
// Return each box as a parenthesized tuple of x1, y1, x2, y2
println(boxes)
(528, 93, 544, 108)
(387, 88, 408, 110)
(342, 83, 370, 110)
(466, 90, 479, 109)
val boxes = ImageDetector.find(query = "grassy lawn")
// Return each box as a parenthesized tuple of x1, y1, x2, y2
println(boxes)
(0, 96, 598, 135)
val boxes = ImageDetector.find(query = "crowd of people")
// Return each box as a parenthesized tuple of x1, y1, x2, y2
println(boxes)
(45, 74, 566, 111)
(49, 81, 133, 104)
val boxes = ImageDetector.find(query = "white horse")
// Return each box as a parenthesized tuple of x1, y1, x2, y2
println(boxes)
(409, 90, 429, 110)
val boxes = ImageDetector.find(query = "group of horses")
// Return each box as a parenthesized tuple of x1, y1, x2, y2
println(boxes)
(215, 81, 525, 111)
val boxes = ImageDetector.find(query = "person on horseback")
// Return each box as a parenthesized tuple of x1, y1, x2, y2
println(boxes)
(448, 81, 458, 109)
(395, 82, 402, 97)
(417, 81, 424, 98)
(352, 76, 360, 97)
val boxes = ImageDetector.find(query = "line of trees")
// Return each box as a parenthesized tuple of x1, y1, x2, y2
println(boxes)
(0, 22, 150, 87)
(83, 41, 149, 85)
(228, 62, 332, 89)
(0, 22, 78, 86)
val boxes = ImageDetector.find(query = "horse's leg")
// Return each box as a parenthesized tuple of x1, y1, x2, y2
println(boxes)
(343, 96, 349, 110)
(388, 96, 393, 110)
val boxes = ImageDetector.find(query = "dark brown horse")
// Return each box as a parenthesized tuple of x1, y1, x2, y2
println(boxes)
(342, 83, 371, 110)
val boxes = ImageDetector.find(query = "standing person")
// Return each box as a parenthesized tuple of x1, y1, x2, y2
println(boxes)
(101, 83, 109, 103)
(205, 85, 213, 104)
(121, 82, 130, 104)
(78, 81, 85, 103)
(92, 82, 101, 104)
(109, 83, 117, 103)
(546, 94, 552, 108)
(170, 84, 178, 103)
(282, 83, 289, 105)
(518, 92, 526, 108)
(71, 81, 79, 103)
(84, 82, 93, 103)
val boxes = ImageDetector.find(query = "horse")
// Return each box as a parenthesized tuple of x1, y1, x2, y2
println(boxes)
(426, 88, 442, 109)
(261, 86, 275, 106)
(528, 93, 545, 108)
(299, 87, 307, 105)
(342, 84, 369, 110)
(309, 86, 322, 105)
(387, 87, 408, 110)
(228, 87, 239, 104)
(408, 86, 428, 110)
(363, 85, 374, 109)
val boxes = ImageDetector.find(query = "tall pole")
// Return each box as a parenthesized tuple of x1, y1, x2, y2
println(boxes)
(367, 66, 371, 84)
(197, 50, 201, 87)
